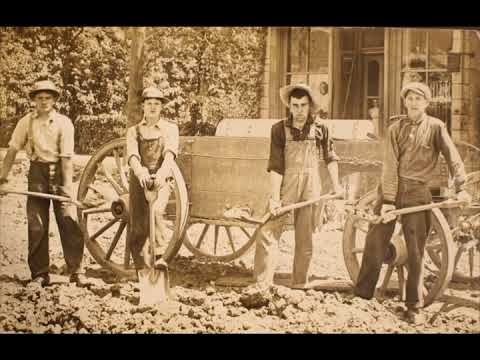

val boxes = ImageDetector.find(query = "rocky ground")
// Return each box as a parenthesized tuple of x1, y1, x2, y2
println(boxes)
(0, 161, 479, 334)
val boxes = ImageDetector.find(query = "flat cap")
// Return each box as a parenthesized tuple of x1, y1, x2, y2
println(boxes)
(142, 87, 167, 101)
(400, 82, 432, 102)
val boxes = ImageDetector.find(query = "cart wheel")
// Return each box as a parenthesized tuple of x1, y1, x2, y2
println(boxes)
(343, 190, 455, 307)
(428, 170, 480, 283)
(183, 221, 257, 262)
(77, 137, 189, 278)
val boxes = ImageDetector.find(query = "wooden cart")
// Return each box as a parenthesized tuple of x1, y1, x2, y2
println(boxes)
(76, 134, 480, 306)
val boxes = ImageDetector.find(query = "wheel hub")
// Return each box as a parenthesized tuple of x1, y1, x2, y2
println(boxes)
(384, 234, 408, 266)
(110, 194, 130, 221)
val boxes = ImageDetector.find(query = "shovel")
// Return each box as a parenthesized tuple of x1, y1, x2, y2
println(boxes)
(0, 188, 88, 209)
(239, 192, 344, 225)
(138, 179, 170, 306)
(352, 199, 468, 224)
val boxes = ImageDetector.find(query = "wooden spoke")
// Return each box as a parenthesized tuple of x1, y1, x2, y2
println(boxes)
(105, 221, 127, 261)
(113, 149, 129, 192)
(195, 224, 210, 249)
(352, 247, 364, 254)
(89, 217, 120, 242)
(100, 162, 124, 196)
(239, 227, 252, 238)
(214, 225, 219, 255)
(353, 219, 369, 233)
(379, 264, 395, 294)
(83, 206, 112, 215)
(454, 246, 467, 271)
(397, 266, 406, 301)
(88, 184, 118, 203)
(225, 226, 236, 253)
(468, 248, 475, 278)
(121, 145, 128, 167)
(426, 240, 443, 252)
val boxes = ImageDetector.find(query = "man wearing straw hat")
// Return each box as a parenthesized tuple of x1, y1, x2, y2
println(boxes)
(247, 83, 343, 292)
(0, 79, 86, 287)
(353, 82, 471, 324)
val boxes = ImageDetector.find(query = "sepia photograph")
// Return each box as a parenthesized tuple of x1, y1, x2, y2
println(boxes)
(0, 26, 479, 334)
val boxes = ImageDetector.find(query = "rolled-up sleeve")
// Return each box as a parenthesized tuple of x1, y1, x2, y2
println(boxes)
(316, 123, 340, 164)
(58, 117, 75, 158)
(163, 122, 179, 158)
(267, 122, 285, 175)
(126, 126, 141, 165)
(8, 115, 29, 151)
(436, 123, 466, 192)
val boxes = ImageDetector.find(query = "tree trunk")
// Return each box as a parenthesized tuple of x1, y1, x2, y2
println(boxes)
(126, 27, 146, 128)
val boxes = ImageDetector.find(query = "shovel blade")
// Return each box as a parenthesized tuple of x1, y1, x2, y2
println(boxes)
(138, 268, 169, 306)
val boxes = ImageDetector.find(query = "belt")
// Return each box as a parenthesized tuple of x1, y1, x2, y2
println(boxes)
(399, 176, 427, 185)
(30, 160, 60, 166)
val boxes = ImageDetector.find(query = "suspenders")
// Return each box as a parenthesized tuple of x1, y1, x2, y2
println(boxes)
(26, 112, 62, 162)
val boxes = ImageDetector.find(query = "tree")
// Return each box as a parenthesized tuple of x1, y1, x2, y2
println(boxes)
(143, 27, 267, 133)
(126, 27, 145, 128)
(0, 27, 129, 122)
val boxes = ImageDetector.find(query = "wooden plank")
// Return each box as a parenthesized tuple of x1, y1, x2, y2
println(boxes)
(216, 275, 402, 294)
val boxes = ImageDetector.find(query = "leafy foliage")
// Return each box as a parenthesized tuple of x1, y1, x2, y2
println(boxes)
(74, 115, 127, 154)
(143, 27, 267, 131)
(0, 27, 129, 122)
(0, 26, 267, 146)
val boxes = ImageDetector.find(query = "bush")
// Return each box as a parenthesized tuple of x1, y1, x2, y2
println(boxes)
(0, 117, 18, 148)
(74, 114, 127, 154)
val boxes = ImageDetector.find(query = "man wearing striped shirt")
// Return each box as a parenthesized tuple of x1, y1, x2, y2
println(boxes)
(353, 82, 471, 324)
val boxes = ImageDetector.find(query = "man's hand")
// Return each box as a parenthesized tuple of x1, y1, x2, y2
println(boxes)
(268, 197, 282, 217)
(154, 166, 172, 189)
(455, 190, 472, 205)
(135, 167, 151, 188)
(379, 203, 397, 223)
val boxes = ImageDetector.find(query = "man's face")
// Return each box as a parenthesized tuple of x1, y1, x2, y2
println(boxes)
(289, 96, 310, 124)
(143, 98, 163, 118)
(33, 92, 55, 114)
(404, 91, 428, 119)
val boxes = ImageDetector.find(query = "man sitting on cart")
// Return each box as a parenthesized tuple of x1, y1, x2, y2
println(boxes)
(247, 83, 344, 292)
(353, 82, 472, 324)
(126, 86, 179, 278)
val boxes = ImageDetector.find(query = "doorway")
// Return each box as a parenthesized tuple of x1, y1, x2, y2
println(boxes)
(363, 54, 384, 135)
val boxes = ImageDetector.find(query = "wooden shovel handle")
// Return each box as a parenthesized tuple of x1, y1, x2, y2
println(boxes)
(385, 199, 466, 218)
(1, 189, 86, 209)
(242, 192, 343, 225)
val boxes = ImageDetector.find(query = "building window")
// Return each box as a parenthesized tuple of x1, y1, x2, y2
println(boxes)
(286, 27, 331, 118)
(401, 29, 453, 130)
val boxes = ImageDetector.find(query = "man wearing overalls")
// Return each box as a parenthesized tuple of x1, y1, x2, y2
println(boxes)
(126, 87, 179, 277)
(0, 80, 86, 287)
(250, 84, 343, 291)
(353, 82, 471, 324)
